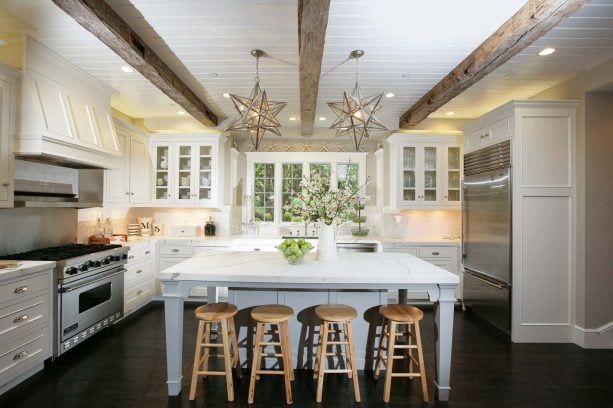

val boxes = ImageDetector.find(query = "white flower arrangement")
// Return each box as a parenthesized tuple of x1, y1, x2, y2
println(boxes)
(284, 172, 369, 226)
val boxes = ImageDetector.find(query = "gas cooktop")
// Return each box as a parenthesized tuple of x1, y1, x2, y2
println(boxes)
(0, 244, 123, 261)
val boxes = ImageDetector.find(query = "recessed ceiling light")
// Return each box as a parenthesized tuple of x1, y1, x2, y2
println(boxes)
(385, 93, 395, 98)
(289, 117, 297, 121)
(318, 117, 326, 121)
(0, 39, 6, 47)
(222, 93, 230, 98)
(120, 65, 134, 73)
(503, 74, 511, 79)
(446, 111, 455, 116)
(538, 47, 556, 56)
(177, 111, 186, 115)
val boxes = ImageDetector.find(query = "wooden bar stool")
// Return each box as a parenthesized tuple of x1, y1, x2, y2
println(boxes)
(248, 304, 294, 405)
(374, 304, 428, 402)
(189, 302, 241, 401)
(313, 304, 361, 403)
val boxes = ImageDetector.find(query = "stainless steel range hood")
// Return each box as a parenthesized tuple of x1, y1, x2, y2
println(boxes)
(14, 170, 103, 208)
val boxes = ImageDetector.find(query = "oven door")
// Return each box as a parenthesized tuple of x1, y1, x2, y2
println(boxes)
(59, 268, 124, 342)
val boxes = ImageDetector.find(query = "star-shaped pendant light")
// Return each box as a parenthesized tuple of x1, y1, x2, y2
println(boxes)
(225, 50, 287, 151)
(327, 50, 388, 151)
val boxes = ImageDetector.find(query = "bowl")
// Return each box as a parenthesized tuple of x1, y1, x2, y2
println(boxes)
(351, 228, 369, 237)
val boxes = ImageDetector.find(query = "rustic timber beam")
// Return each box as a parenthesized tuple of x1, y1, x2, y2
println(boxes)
(298, 0, 330, 135)
(52, 0, 218, 126)
(399, 0, 588, 128)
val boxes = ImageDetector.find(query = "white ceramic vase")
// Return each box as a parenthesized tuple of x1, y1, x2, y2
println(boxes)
(316, 223, 338, 262)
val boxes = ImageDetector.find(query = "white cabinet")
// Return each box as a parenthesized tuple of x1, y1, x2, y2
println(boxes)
(387, 133, 463, 209)
(0, 265, 53, 395)
(150, 134, 223, 207)
(461, 100, 578, 343)
(123, 242, 156, 316)
(382, 243, 461, 299)
(104, 120, 150, 205)
(0, 72, 14, 208)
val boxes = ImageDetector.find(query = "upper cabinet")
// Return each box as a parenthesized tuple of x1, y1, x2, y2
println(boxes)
(387, 133, 463, 209)
(103, 119, 150, 205)
(245, 152, 367, 224)
(150, 134, 224, 208)
(15, 38, 122, 169)
(0, 66, 18, 208)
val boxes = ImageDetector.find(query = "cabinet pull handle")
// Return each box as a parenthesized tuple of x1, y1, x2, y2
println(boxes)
(130, 192, 135, 196)
(253, 248, 261, 251)
(125, 192, 130, 195)
(137, 290, 143, 296)
(2, 182, 9, 187)
(13, 315, 28, 323)
(14, 286, 28, 294)
(13, 350, 28, 360)
(432, 251, 440, 256)
(136, 269, 142, 274)
(145, 251, 151, 255)
(172, 249, 179, 253)
(128, 255, 135, 260)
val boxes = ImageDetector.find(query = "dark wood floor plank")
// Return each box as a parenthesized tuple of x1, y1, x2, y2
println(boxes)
(1, 302, 612, 408)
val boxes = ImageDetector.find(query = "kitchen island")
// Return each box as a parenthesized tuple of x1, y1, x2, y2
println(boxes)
(159, 251, 459, 401)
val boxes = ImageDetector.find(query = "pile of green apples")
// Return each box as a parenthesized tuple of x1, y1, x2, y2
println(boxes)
(278, 238, 314, 264)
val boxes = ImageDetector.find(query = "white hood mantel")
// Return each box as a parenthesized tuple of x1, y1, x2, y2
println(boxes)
(14, 38, 122, 169)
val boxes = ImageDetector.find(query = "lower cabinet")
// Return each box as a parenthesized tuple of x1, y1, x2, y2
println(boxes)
(0, 266, 53, 395)
(123, 242, 156, 317)
(382, 243, 461, 299)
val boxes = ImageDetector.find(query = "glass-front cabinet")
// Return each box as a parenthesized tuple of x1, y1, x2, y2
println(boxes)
(388, 133, 463, 209)
(246, 152, 367, 225)
(150, 135, 221, 206)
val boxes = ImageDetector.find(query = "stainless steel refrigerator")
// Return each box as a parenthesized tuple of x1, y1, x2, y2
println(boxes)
(462, 141, 511, 334)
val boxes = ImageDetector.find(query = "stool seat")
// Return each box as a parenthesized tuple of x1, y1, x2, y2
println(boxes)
(379, 304, 424, 323)
(251, 304, 293, 323)
(195, 302, 238, 321)
(315, 304, 357, 322)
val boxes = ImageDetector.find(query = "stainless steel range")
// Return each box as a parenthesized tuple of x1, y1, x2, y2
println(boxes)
(0, 244, 128, 356)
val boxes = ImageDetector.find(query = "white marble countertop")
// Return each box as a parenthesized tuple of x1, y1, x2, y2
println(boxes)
(159, 251, 459, 286)
(0, 260, 55, 281)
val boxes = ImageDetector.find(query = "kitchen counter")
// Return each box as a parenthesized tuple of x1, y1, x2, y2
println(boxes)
(0, 260, 55, 280)
(159, 251, 458, 401)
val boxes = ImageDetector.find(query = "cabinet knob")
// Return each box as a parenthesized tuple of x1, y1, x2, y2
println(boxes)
(130, 192, 135, 196)
(2, 182, 9, 187)
(432, 251, 440, 256)
(136, 269, 142, 274)
(125, 192, 130, 195)
(137, 290, 143, 296)
(13, 350, 28, 361)
(145, 251, 151, 255)
(14, 286, 28, 294)
(13, 315, 28, 323)
(172, 249, 179, 253)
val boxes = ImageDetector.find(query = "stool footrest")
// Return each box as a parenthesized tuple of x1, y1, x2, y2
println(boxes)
(255, 370, 287, 375)
(323, 369, 351, 374)
(325, 340, 349, 345)
(198, 370, 229, 376)
(391, 373, 422, 378)
(201, 343, 224, 348)
(258, 341, 281, 346)
(393, 344, 417, 349)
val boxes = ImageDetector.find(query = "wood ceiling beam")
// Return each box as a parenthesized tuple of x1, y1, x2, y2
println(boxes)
(399, 0, 588, 129)
(298, 0, 330, 135)
(52, 0, 218, 127)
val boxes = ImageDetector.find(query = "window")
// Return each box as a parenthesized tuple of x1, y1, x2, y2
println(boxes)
(254, 163, 275, 222)
(282, 163, 303, 222)
(310, 163, 330, 178)
(337, 163, 359, 191)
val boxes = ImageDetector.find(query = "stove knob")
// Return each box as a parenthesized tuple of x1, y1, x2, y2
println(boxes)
(102, 258, 110, 265)
(87, 260, 95, 267)
(66, 267, 78, 275)
(94, 261, 101, 267)
(121, 253, 128, 260)
(113, 255, 120, 262)
(79, 264, 88, 272)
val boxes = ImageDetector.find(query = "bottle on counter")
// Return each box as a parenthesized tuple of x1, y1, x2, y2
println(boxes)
(204, 217, 216, 237)
(104, 217, 113, 237)
(95, 218, 104, 237)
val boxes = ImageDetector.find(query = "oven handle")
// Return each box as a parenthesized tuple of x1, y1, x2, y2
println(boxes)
(60, 269, 125, 293)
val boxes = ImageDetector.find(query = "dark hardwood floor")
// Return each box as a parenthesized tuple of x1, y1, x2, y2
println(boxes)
(1, 302, 611, 408)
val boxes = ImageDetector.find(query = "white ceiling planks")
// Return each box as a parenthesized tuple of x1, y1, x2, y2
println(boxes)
(431, 1, 613, 119)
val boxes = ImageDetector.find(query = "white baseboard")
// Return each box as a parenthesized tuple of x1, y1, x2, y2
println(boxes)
(572, 321, 613, 349)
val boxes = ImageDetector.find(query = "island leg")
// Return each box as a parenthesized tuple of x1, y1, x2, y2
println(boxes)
(164, 284, 186, 396)
(433, 285, 456, 401)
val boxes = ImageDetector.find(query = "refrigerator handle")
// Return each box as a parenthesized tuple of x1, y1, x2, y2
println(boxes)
(464, 269, 507, 290)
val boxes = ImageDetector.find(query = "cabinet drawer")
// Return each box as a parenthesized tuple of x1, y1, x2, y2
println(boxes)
(0, 295, 49, 339)
(159, 245, 194, 257)
(466, 127, 488, 152)
(0, 331, 49, 380)
(124, 259, 155, 288)
(124, 280, 155, 314)
(382, 246, 418, 256)
(418, 247, 455, 258)
(0, 274, 49, 306)
(126, 244, 155, 263)
(194, 246, 230, 255)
